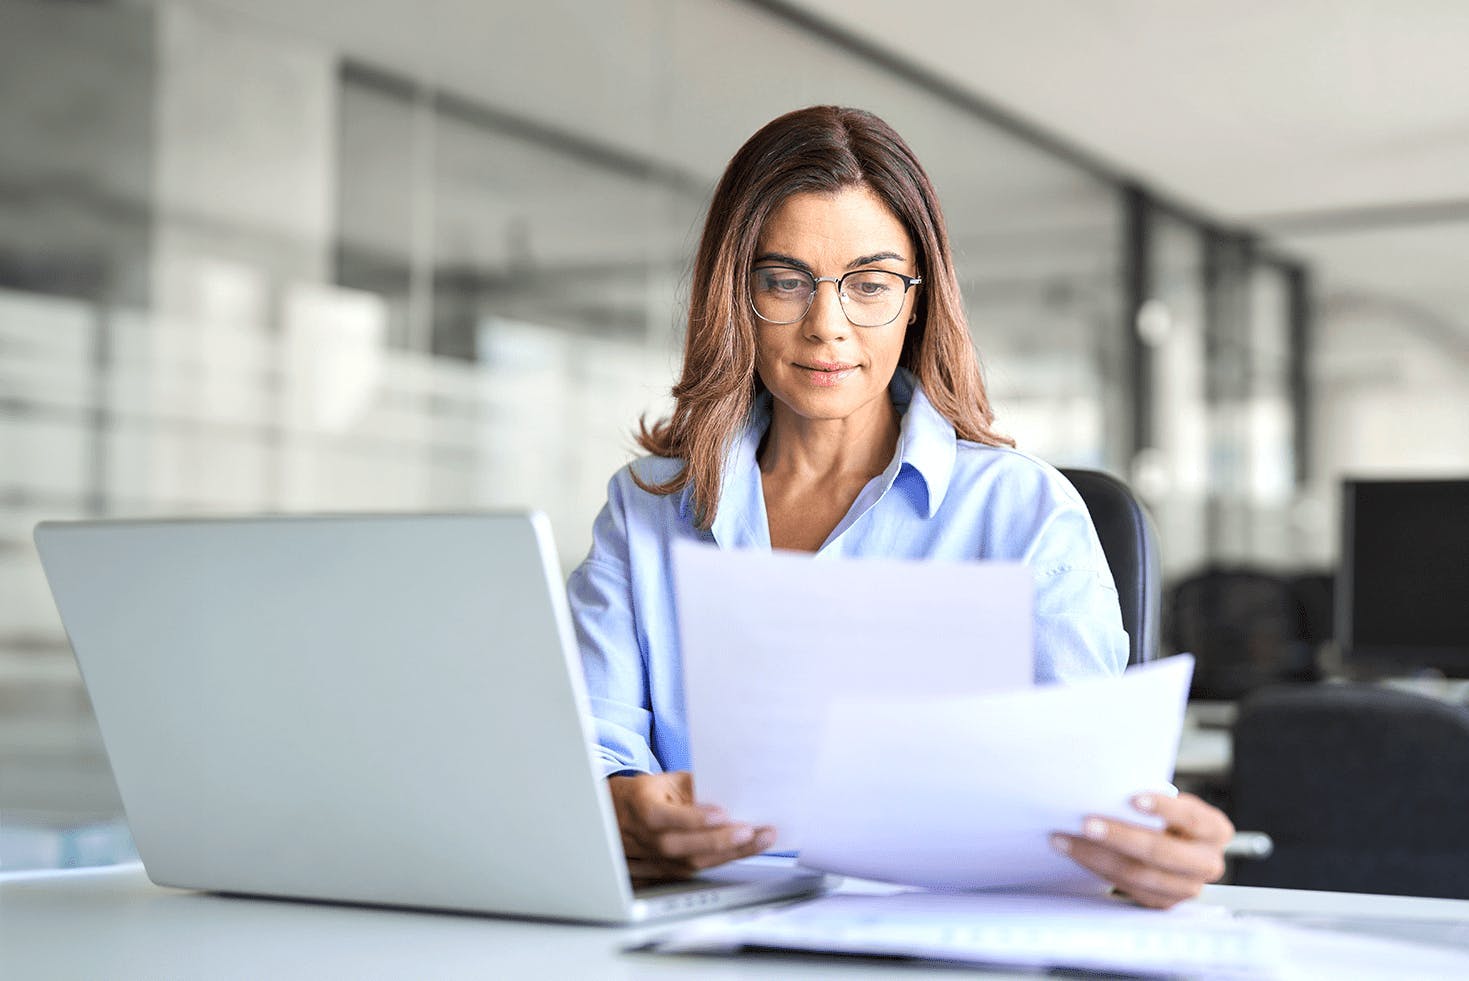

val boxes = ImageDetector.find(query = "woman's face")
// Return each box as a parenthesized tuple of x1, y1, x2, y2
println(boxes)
(751, 185, 918, 426)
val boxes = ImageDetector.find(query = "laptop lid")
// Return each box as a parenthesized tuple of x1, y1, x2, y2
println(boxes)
(34, 512, 639, 921)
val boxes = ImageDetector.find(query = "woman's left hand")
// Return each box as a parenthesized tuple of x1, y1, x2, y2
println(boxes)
(1051, 791, 1234, 909)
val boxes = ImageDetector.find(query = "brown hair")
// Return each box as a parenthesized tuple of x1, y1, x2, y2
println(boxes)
(635, 105, 1012, 527)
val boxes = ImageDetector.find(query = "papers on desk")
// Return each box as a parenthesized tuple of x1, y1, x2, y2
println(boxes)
(674, 542, 1032, 851)
(674, 542, 1194, 891)
(636, 888, 1469, 981)
(637, 890, 1288, 980)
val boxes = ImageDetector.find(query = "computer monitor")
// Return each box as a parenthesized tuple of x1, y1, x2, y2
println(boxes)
(1339, 478, 1469, 677)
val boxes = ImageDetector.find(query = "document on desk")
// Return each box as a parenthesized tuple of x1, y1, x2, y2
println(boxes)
(797, 654, 1195, 891)
(673, 542, 1033, 850)
(637, 890, 1289, 980)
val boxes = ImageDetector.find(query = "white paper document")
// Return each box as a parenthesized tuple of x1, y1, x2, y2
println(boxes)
(641, 890, 1287, 980)
(796, 654, 1194, 890)
(638, 888, 1469, 980)
(673, 542, 1033, 849)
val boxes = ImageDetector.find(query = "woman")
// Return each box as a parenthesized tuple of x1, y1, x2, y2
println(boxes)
(568, 106, 1232, 909)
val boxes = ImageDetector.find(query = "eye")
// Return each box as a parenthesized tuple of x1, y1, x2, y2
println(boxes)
(845, 272, 896, 299)
(755, 268, 811, 295)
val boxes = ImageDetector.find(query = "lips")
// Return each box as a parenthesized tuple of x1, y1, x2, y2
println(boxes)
(794, 360, 859, 387)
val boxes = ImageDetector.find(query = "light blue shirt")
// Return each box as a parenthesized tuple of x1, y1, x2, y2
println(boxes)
(568, 370, 1128, 778)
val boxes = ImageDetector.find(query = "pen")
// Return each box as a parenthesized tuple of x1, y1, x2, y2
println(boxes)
(1151, 784, 1270, 860)
(1223, 831, 1274, 860)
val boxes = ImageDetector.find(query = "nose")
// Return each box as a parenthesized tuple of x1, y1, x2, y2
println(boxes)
(802, 278, 849, 341)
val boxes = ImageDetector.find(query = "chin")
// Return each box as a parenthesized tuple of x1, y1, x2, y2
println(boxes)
(771, 386, 873, 422)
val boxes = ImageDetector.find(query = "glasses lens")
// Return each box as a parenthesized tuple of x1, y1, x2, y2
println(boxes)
(840, 271, 907, 327)
(750, 267, 814, 324)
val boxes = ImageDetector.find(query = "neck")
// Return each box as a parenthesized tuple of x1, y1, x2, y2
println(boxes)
(758, 393, 901, 481)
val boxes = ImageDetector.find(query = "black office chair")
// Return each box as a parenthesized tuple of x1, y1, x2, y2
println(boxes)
(1231, 683, 1469, 898)
(1059, 468, 1161, 666)
(1166, 568, 1318, 700)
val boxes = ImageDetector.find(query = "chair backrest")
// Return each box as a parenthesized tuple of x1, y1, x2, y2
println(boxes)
(1166, 567, 1317, 700)
(1059, 468, 1161, 666)
(1231, 683, 1469, 898)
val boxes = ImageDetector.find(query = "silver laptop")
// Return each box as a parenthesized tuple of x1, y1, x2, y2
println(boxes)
(33, 512, 826, 923)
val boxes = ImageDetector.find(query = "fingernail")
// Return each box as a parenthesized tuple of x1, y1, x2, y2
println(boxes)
(1050, 834, 1070, 855)
(702, 808, 728, 827)
(1084, 818, 1107, 841)
(1133, 794, 1157, 814)
(755, 829, 777, 850)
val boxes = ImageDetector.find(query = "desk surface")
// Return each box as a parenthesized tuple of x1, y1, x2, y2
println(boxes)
(1175, 700, 1235, 781)
(6, 862, 1469, 979)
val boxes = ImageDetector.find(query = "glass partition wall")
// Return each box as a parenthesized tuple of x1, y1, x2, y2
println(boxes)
(0, 0, 1310, 866)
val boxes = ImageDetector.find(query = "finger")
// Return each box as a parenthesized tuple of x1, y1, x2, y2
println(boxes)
(1052, 834, 1205, 908)
(1054, 832, 1204, 902)
(621, 828, 663, 863)
(684, 832, 778, 871)
(626, 827, 777, 879)
(1075, 816, 1226, 881)
(619, 799, 772, 856)
(655, 826, 778, 867)
(1134, 791, 1235, 844)
(1113, 882, 1195, 911)
(654, 823, 758, 859)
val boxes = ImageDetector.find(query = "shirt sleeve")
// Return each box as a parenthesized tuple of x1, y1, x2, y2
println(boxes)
(566, 469, 662, 778)
(1015, 473, 1131, 683)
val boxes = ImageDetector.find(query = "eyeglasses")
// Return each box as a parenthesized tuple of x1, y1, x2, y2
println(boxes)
(749, 266, 922, 328)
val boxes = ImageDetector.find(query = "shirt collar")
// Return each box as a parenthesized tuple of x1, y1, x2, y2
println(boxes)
(682, 367, 959, 539)
(703, 396, 773, 548)
(888, 368, 957, 520)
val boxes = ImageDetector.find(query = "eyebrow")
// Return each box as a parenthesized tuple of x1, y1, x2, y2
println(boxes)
(753, 251, 908, 272)
(846, 251, 906, 269)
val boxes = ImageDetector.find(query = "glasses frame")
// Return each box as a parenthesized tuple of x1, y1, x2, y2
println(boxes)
(748, 265, 923, 328)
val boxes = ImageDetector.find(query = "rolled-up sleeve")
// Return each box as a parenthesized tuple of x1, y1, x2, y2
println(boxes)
(566, 471, 662, 777)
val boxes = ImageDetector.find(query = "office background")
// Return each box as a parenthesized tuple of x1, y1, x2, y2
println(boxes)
(2, 0, 1466, 868)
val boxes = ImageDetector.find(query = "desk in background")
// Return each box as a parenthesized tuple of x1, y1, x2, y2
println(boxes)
(1176, 700, 1235, 785)
(1174, 681, 1469, 787)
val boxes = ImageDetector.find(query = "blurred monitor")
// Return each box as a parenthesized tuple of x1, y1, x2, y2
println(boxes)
(1339, 478, 1469, 677)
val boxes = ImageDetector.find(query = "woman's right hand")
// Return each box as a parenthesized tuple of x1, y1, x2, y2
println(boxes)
(608, 771, 777, 882)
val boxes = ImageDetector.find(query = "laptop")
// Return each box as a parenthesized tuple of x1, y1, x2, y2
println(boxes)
(33, 512, 827, 923)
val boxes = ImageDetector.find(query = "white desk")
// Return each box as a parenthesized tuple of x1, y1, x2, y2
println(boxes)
(1176, 723, 1232, 780)
(6, 863, 1469, 979)
(1175, 701, 1235, 782)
